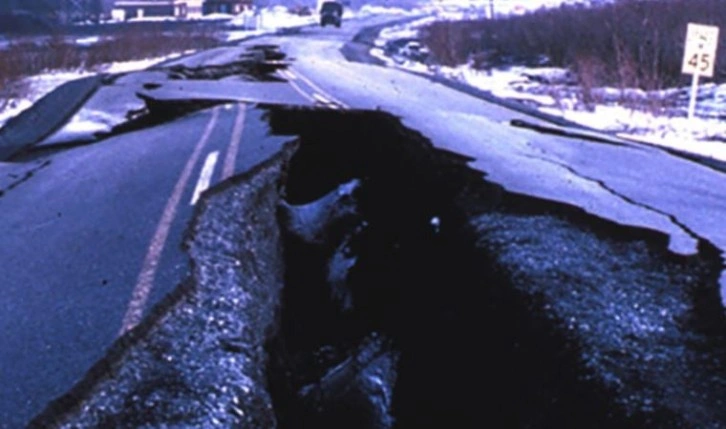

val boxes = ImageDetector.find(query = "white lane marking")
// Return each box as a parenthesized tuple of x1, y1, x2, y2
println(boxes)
(289, 69, 350, 109)
(312, 92, 332, 104)
(190, 151, 220, 205)
(222, 104, 247, 180)
(287, 78, 317, 104)
(283, 68, 343, 108)
(289, 69, 327, 94)
(311, 93, 341, 109)
(280, 69, 297, 80)
(119, 107, 220, 336)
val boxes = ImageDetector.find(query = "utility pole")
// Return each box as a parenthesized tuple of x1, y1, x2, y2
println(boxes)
(489, 0, 494, 19)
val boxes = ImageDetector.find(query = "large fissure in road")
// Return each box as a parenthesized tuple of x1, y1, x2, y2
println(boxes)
(264, 108, 726, 428)
(29, 106, 726, 428)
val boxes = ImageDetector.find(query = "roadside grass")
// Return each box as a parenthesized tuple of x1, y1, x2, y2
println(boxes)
(0, 25, 221, 98)
(421, 0, 726, 97)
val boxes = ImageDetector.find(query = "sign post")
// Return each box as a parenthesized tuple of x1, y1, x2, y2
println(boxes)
(681, 23, 720, 120)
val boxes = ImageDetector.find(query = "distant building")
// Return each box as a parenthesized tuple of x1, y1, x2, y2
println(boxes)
(0, 0, 108, 24)
(112, 0, 204, 20)
(203, 0, 251, 15)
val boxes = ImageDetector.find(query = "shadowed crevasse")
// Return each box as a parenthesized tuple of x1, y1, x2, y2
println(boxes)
(265, 107, 725, 428)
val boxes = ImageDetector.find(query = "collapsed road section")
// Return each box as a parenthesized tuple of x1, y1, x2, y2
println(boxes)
(29, 107, 726, 428)
(5, 44, 297, 160)
(160, 45, 287, 82)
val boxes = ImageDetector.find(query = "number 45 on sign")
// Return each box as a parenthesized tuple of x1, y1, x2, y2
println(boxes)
(682, 23, 720, 120)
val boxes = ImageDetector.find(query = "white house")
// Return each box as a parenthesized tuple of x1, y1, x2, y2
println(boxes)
(203, 0, 251, 15)
(113, 0, 204, 20)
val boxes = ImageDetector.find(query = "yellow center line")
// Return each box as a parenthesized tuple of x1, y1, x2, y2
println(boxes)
(289, 68, 350, 109)
(286, 76, 318, 104)
(119, 107, 220, 335)
(222, 103, 247, 180)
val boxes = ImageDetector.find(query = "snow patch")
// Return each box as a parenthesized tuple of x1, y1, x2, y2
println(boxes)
(64, 108, 122, 135)
(374, 13, 726, 164)
(74, 36, 101, 47)
(0, 71, 93, 129)
(357, 5, 416, 16)
(101, 55, 181, 74)
(0, 54, 178, 130)
(228, 7, 316, 31)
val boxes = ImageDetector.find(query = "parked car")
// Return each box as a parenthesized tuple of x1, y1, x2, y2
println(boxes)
(399, 41, 430, 62)
(320, 1, 342, 27)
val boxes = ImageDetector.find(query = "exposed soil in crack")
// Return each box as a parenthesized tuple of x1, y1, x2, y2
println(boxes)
(27, 106, 726, 428)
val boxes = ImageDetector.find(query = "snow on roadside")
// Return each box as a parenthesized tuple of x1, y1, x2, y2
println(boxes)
(1, 5, 429, 131)
(124, 13, 237, 23)
(456, 66, 726, 162)
(377, 16, 436, 46)
(0, 54, 180, 130)
(0, 3, 340, 126)
(227, 3, 417, 38)
(51, 108, 124, 140)
(50, 54, 194, 137)
(102, 54, 188, 74)
(375, 16, 726, 163)
(225, 5, 358, 42)
(440, 66, 561, 107)
(225, 4, 424, 42)
(357, 5, 418, 16)
(455, 64, 726, 162)
(0, 71, 94, 129)
(228, 6, 316, 33)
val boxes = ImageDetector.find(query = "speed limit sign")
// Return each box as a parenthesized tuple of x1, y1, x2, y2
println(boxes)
(682, 23, 720, 120)
(682, 23, 719, 77)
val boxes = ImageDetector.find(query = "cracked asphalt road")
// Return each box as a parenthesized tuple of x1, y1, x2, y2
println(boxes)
(264, 23, 726, 281)
(1, 12, 726, 428)
(0, 104, 289, 427)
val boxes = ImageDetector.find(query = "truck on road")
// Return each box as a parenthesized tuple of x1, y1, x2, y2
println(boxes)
(319, 1, 342, 27)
